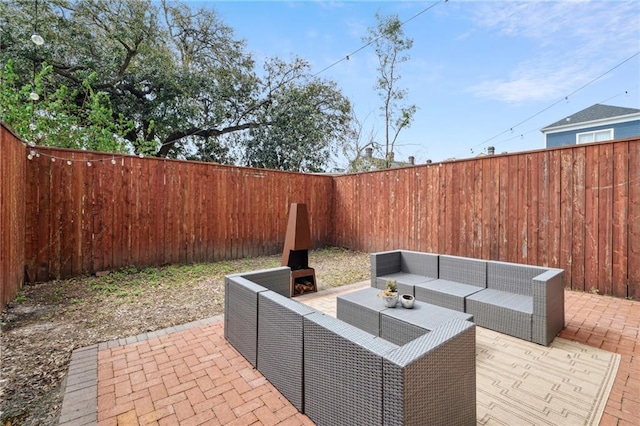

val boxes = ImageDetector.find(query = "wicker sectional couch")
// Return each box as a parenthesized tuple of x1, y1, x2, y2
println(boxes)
(224, 267, 476, 426)
(371, 250, 565, 346)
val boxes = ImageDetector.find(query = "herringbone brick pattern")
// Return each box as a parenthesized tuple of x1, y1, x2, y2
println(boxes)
(59, 286, 639, 425)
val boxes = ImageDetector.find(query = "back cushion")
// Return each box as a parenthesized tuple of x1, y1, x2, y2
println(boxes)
(439, 255, 486, 287)
(487, 261, 547, 296)
(401, 251, 438, 278)
(372, 251, 402, 276)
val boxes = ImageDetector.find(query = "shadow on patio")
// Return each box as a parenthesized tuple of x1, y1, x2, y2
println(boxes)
(59, 282, 639, 426)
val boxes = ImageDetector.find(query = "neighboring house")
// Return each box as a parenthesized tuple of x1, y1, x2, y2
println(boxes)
(541, 104, 640, 148)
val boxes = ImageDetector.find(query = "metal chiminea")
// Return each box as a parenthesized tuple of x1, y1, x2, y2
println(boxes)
(281, 203, 317, 296)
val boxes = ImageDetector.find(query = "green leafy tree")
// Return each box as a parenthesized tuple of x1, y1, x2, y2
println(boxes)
(1, 0, 352, 171)
(242, 58, 351, 172)
(0, 61, 134, 152)
(364, 13, 417, 169)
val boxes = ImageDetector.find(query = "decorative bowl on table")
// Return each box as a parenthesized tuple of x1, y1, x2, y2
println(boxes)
(400, 294, 415, 309)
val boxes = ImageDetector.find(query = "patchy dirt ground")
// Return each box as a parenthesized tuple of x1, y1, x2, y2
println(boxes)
(0, 247, 370, 426)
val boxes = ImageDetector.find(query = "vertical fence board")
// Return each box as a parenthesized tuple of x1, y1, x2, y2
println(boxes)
(612, 142, 629, 298)
(0, 125, 26, 309)
(36, 154, 52, 280)
(9, 136, 639, 301)
(559, 150, 574, 286)
(548, 150, 561, 268)
(585, 145, 599, 293)
(516, 154, 527, 263)
(538, 152, 549, 267)
(473, 160, 484, 259)
(629, 141, 640, 299)
(527, 153, 540, 266)
(480, 159, 491, 260)
(506, 156, 519, 262)
(489, 157, 500, 259)
(598, 144, 614, 295)
(572, 147, 586, 292)
(497, 157, 509, 260)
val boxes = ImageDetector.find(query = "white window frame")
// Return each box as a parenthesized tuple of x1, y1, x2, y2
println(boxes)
(576, 128, 614, 144)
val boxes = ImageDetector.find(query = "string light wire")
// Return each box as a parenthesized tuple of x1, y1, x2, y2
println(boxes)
(461, 50, 640, 157)
(313, 0, 447, 77)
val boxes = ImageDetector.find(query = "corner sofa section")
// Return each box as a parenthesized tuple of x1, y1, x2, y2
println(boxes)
(371, 250, 439, 295)
(224, 267, 477, 426)
(371, 251, 565, 346)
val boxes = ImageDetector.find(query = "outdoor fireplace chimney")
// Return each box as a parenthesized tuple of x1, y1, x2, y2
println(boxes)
(281, 203, 317, 296)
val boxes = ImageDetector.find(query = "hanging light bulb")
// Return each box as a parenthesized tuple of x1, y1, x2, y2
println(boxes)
(111, 156, 116, 165)
(31, 33, 44, 46)
(67, 160, 72, 166)
(51, 157, 55, 162)
(28, 153, 34, 160)
(87, 161, 92, 167)
(29, 91, 40, 101)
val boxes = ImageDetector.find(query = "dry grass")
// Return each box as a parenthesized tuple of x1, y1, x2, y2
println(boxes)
(0, 247, 370, 425)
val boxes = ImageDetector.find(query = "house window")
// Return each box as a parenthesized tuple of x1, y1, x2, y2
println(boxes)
(576, 129, 613, 144)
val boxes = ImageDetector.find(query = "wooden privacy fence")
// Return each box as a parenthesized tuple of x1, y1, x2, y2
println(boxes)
(1, 120, 638, 308)
(0, 124, 26, 308)
(23, 147, 334, 282)
(332, 138, 639, 299)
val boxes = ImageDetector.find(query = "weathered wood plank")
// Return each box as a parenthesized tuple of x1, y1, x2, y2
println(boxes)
(516, 154, 527, 263)
(548, 150, 561, 268)
(628, 141, 640, 299)
(598, 144, 614, 295)
(584, 145, 599, 293)
(559, 149, 574, 287)
(9, 131, 639, 301)
(497, 156, 509, 261)
(527, 153, 540, 266)
(572, 147, 586, 292)
(538, 152, 549, 267)
(507, 156, 519, 262)
(612, 142, 629, 298)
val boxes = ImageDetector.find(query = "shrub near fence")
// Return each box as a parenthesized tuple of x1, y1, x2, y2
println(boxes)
(332, 138, 640, 300)
(0, 121, 638, 309)
(0, 124, 26, 308)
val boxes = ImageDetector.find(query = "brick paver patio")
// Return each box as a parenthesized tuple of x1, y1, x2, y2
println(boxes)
(59, 283, 639, 425)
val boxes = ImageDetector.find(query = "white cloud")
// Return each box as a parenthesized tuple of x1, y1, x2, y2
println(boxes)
(467, 0, 640, 103)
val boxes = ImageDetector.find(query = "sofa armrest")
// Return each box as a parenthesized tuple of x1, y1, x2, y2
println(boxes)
(224, 276, 268, 366)
(304, 312, 397, 425)
(257, 291, 315, 411)
(370, 251, 402, 286)
(232, 266, 291, 297)
(383, 319, 476, 425)
(532, 269, 565, 345)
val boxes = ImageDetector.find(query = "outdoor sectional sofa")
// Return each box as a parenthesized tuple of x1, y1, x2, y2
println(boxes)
(371, 250, 565, 346)
(224, 267, 476, 426)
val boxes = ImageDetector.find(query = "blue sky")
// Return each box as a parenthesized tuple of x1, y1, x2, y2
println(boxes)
(203, 0, 639, 166)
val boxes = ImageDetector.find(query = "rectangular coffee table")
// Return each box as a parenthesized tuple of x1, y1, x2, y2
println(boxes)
(337, 287, 474, 345)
